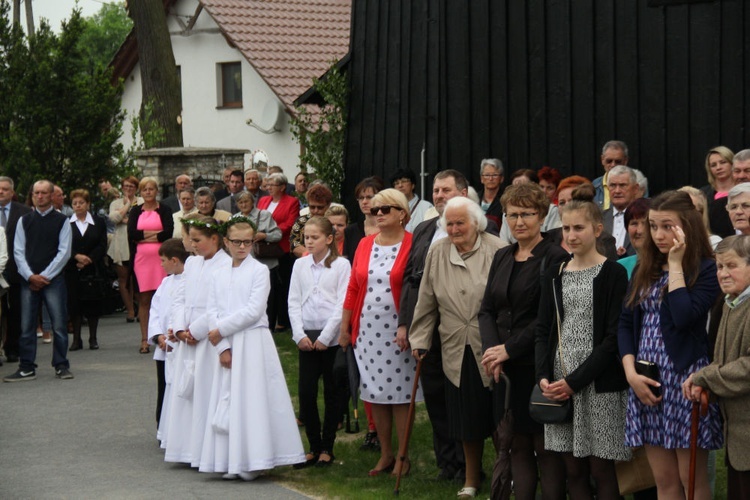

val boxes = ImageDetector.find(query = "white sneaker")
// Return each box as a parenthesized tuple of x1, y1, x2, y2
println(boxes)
(238, 471, 261, 481)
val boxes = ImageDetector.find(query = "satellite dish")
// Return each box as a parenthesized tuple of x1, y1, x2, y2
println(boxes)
(246, 100, 284, 134)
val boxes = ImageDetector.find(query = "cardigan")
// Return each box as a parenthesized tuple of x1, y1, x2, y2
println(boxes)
(478, 236, 569, 367)
(257, 194, 300, 253)
(693, 299, 750, 471)
(343, 232, 412, 346)
(126, 203, 174, 268)
(618, 258, 720, 372)
(535, 259, 629, 393)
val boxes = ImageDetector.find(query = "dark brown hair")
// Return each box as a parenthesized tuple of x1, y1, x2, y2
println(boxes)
(159, 238, 190, 263)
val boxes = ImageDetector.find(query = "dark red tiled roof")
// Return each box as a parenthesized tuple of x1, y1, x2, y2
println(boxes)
(198, 0, 351, 111)
(111, 0, 351, 113)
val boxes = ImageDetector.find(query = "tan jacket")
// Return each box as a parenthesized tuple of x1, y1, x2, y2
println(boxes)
(693, 299, 750, 471)
(107, 196, 142, 264)
(409, 232, 506, 387)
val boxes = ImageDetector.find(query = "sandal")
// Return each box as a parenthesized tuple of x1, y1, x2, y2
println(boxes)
(457, 487, 477, 499)
(316, 451, 334, 467)
(391, 457, 410, 477)
(368, 457, 395, 476)
(139, 341, 150, 354)
(293, 451, 319, 469)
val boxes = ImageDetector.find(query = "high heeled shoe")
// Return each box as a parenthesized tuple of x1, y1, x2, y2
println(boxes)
(89, 339, 99, 350)
(69, 339, 83, 351)
(391, 457, 410, 477)
(368, 457, 396, 476)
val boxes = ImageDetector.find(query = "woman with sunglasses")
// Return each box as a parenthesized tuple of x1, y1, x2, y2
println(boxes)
(339, 188, 420, 478)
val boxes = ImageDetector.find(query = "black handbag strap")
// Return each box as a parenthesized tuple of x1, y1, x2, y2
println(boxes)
(552, 261, 568, 377)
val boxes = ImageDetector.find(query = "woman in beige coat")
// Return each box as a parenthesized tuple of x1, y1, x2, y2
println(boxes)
(410, 196, 506, 499)
(107, 176, 141, 322)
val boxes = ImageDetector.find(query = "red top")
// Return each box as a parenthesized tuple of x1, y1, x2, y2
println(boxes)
(343, 232, 413, 346)
(257, 194, 300, 253)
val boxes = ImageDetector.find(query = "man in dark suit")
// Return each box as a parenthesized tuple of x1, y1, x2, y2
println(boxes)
(602, 165, 640, 257)
(398, 169, 499, 481)
(160, 174, 192, 214)
(213, 167, 234, 202)
(216, 170, 244, 215)
(0, 176, 32, 364)
(244, 169, 268, 203)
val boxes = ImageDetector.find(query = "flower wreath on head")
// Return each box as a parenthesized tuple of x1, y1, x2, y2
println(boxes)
(180, 216, 222, 232)
(220, 216, 258, 236)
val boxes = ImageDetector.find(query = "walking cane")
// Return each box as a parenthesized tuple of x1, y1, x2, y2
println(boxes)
(393, 350, 425, 495)
(688, 389, 709, 500)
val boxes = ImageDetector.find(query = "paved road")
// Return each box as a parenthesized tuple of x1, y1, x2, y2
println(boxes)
(0, 313, 309, 500)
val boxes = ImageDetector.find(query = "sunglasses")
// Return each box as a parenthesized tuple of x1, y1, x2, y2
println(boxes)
(369, 205, 403, 216)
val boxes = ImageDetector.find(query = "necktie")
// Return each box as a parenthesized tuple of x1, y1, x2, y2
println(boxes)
(0, 206, 7, 228)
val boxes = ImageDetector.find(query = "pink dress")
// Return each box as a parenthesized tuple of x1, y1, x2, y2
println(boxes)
(134, 210, 167, 292)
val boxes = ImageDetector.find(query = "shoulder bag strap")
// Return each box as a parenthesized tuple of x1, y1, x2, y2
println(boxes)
(552, 261, 568, 377)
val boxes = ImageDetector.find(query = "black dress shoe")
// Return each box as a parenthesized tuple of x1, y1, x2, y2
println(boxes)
(69, 340, 83, 351)
(89, 340, 99, 350)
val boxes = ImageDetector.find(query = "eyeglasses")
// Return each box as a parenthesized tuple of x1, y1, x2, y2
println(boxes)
(481, 174, 501, 178)
(227, 239, 253, 247)
(727, 202, 750, 212)
(369, 205, 403, 216)
(506, 212, 539, 221)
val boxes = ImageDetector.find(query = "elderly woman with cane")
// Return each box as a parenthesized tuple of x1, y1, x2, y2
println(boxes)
(409, 196, 506, 499)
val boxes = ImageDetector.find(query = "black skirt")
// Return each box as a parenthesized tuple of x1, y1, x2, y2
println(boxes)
(445, 346, 493, 441)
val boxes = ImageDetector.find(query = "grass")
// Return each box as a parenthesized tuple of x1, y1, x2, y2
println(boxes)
(269, 331, 729, 500)
(269, 330, 497, 499)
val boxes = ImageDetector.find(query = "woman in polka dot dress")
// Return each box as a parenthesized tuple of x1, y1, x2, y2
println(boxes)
(340, 189, 421, 478)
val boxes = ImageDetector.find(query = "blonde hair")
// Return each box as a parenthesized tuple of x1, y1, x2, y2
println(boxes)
(138, 177, 158, 192)
(371, 188, 411, 226)
(704, 146, 734, 190)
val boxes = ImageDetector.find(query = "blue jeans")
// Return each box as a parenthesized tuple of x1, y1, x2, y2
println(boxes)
(19, 275, 68, 371)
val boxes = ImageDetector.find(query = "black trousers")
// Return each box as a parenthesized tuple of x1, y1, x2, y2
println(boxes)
(727, 454, 750, 499)
(2, 283, 23, 359)
(298, 346, 340, 453)
(155, 360, 166, 425)
(420, 331, 465, 475)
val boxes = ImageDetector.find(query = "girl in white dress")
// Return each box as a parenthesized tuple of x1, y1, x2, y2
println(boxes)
(199, 217, 304, 479)
(288, 216, 351, 468)
(164, 217, 231, 465)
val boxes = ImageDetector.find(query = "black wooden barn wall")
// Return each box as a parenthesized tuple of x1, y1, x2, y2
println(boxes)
(342, 0, 749, 205)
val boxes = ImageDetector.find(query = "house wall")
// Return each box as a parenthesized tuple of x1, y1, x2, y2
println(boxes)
(342, 0, 750, 206)
(118, 0, 301, 178)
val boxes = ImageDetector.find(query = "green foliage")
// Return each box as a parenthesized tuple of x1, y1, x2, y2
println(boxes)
(0, 1, 126, 200)
(291, 62, 348, 201)
(78, 2, 132, 73)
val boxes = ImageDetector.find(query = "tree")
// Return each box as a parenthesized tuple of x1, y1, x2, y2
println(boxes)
(291, 63, 348, 200)
(78, 2, 132, 73)
(127, 0, 182, 147)
(0, 1, 126, 199)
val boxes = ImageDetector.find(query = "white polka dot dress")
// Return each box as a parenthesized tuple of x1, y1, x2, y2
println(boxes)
(354, 242, 423, 404)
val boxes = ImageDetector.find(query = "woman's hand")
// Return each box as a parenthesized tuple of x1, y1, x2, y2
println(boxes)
(254, 232, 266, 242)
(667, 225, 687, 267)
(298, 337, 314, 351)
(207, 328, 222, 346)
(338, 328, 351, 350)
(543, 379, 573, 401)
(219, 349, 232, 369)
(142, 230, 159, 243)
(396, 325, 410, 352)
(626, 371, 662, 406)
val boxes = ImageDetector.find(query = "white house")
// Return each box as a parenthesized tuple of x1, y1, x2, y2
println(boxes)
(112, 0, 351, 176)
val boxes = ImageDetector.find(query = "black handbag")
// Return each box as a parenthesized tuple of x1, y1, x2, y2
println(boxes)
(77, 269, 108, 301)
(251, 212, 285, 258)
(529, 262, 573, 424)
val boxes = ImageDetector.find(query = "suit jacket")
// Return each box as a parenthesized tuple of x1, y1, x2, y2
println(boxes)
(478, 236, 569, 367)
(257, 194, 300, 253)
(216, 194, 239, 215)
(65, 213, 108, 286)
(214, 188, 230, 202)
(1, 201, 32, 284)
(693, 299, 750, 470)
(602, 207, 634, 256)
(160, 195, 180, 214)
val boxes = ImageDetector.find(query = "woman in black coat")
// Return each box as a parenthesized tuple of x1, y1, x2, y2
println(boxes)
(479, 183, 568, 500)
(66, 189, 108, 350)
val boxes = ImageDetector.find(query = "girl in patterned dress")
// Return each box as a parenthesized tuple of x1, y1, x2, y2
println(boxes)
(536, 190, 631, 499)
(619, 191, 722, 499)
